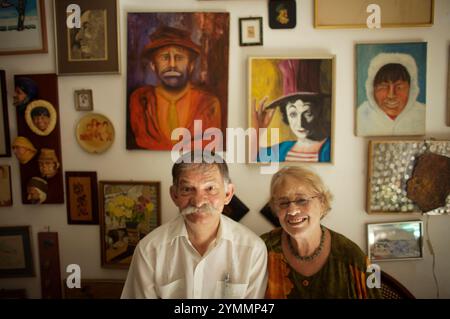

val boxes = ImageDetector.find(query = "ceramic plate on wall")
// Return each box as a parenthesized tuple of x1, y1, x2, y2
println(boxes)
(76, 113, 114, 154)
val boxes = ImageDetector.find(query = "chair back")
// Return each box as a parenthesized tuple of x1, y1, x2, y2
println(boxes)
(381, 271, 415, 299)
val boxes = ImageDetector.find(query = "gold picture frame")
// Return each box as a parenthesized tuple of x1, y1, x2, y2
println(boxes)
(314, 0, 434, 29)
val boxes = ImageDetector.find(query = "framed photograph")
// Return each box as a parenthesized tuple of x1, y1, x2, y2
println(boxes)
(314, 0, 434, 28)
(0, 0, 48, 55)
(260, 203, 280, 227)
(367, 140, 450, 214)
(0, 70, 11, 157)
(223, 195, 249, 222)
(239, 17, 263, 46)
(367, 220, 423, 261)
(126, 12, 229, 151)
(99, 181, 161, 268)
(65, 171, 99, 225)
(0, 226, 35, 277)
(0, 165, 12, 207)
(54, 0, 120, 75)
(356, 42, 427, 137)
(268, 0, 296, 29)
(75, 112, 115, 154)
(74, 89, 93, 111)
(249, 56, 334, 163)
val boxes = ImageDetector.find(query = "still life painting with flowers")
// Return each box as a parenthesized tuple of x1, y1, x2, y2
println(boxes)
(99, 181, 160, 268)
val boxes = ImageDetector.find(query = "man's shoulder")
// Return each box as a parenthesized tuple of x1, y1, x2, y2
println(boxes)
(190, 86, 220, 102)
(130, 85, 156, 98)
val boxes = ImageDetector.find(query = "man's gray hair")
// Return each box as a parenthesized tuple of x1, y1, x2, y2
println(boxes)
(171, 151, 231, 186)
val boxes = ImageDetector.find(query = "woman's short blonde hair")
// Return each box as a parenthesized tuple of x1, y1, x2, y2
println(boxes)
(270, 166, 333, 218)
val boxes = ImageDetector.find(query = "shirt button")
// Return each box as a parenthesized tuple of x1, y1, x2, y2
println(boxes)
(302, 280, 309, 287)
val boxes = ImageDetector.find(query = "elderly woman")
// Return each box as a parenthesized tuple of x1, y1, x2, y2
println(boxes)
(261, 166, 381, 298)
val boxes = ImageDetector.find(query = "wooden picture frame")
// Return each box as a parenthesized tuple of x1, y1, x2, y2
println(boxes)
(54, 0, 120, 75)
(0, 0, 48, 55)
(0, 70, 11, 157)
(239, 17, 263, 46)
(99, 181, 161, 268)
(355, 42, 427, 137)
(74, 89, 93, 111)
(223, 195, 249, 222)
(65, 171, 99, 225)
(366, 140, 450, 214)
(249, 56, 334, 163)
(0, 165, 12, 207)
(0, 226, 34, 278)
(367, 220, 423, 261)
(314, 0, 434, 29)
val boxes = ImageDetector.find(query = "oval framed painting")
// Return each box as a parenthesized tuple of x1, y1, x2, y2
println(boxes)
(76, 113, 114, 154)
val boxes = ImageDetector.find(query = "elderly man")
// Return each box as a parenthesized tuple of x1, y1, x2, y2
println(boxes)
(121, 152, 267, 298)
(129, 26, 222, 150)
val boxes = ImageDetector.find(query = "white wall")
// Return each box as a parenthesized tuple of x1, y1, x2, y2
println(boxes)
(0, 0, 449, 299)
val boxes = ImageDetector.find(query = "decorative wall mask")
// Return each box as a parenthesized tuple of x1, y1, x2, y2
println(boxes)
(25, 100, 57, 136)
(38, 148, 60, 179)
(27, 177, 48, 204)
(12, 136, 37, 164)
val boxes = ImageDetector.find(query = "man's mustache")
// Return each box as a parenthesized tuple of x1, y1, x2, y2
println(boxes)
(162, 68, 183, 77)
(181, 203, 218, 216)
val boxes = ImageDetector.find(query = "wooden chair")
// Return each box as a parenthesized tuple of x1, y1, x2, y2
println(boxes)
(381, 271, 415, 299)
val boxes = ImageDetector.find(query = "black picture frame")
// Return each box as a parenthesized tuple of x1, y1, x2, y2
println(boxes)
(260, 203, 281, 227)
(0, 226, 35, 278)
(269, 0, 297, 29)
(239, 17, 263, 46)
(0, 70, 11, 157)
(223, 195, 250, 221)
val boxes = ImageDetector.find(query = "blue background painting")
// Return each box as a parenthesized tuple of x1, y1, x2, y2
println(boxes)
(0, 0, 37, 20)
(356, 42, 427, 107)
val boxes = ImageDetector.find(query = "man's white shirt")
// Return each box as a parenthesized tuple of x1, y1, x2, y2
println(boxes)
(121, 214, 268, 299)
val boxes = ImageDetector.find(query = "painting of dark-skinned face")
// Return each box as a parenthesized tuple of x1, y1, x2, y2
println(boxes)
(406, 152, 450, 212)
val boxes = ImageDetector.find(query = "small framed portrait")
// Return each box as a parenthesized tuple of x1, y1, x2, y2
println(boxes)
(54, 0, 120, 75)
(0, 165, 12, 207)
(367, 220, 423, 261)
(99, 181, 161, 268)
(0, 226, 35, 278)
(76, 113, 115, 154)
(239, 17, 263, 46)
(269, 0, 297, 29)
(223, 195, 249, 222)
(74, 89, 93, 111)
(65, 171, 99, 225)
(24, 99, 57, 136)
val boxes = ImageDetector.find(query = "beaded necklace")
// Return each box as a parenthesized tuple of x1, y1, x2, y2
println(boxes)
(286, 225, 325, 262)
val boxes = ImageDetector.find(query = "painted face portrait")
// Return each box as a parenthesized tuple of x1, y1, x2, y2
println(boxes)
(13, 77, 38, 111)
(373, 63, 411, 118)
(38, 148, 60, 179)
(31, 107, 51, 132)
(286, 99, 315, 140)
(27, 177, 48, 204)
(71, 10, 106, 60)
(12, 136, 37, 164)
(150, 45, 194, 90)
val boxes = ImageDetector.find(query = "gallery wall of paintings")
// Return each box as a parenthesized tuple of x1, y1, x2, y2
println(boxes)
(0, 0, 449, 299)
